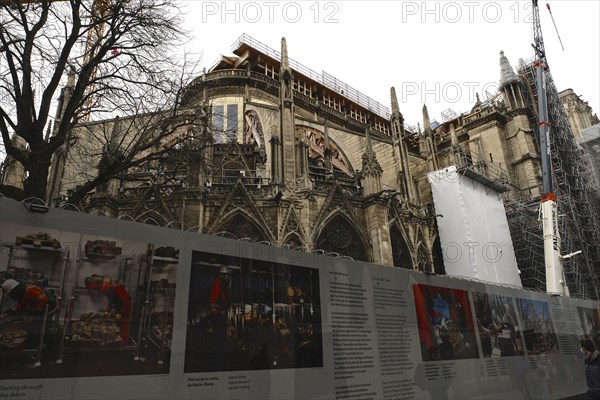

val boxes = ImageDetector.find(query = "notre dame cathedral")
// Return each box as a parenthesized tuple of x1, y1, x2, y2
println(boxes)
(2, 34, 599, 295)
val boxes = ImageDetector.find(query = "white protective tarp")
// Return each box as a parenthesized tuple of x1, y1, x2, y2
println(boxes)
(428, 166, 522, 287)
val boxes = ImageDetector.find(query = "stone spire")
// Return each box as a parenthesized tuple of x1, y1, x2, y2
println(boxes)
(471, 93, 482, 112)
(108, 116, 121, 148)
(422, 104, 431, 131)
(46, 65, 79, 203)
(66, 64, 76, 88)
(278, 37, 300, 186)
(499, 51, 525, 110)
(362, 126, 378, 168)
(280, 37, 293, 106)
(390, 87, 415, 201)
(391, 87, 401, 116)
(281, 37, 290, 73)
(390, 87, 405, 139)
(420, 105, 438, 171)
(361, 126, 383, 196)
(499, 51, 519, 88)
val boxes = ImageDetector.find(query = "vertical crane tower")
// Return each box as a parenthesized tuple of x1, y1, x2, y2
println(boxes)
(531, 0, 569, 296)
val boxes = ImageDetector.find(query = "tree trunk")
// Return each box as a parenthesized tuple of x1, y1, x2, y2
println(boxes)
(23, 154, 52, 202)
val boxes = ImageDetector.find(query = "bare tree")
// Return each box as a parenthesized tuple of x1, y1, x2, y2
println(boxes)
(59, 102, 214, 208)
(0, 0, 201, 202)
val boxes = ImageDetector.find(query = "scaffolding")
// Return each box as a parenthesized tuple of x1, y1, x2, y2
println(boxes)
(508, 59, 600, 299)
(504, 192, 546, 291)
(441, 109, 459, 122)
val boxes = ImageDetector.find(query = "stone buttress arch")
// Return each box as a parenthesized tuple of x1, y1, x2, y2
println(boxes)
(312, 210, 369, 261)
(210, 209, 271, 243)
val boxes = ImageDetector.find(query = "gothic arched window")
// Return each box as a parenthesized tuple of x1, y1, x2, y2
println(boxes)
(244, 110, 265, 148)
(390, 226, 413, 269)
(315, 215, 367, 261)
(416, 244, 432, 273)
(219, 214, 267, 243)
(432, 236, 445, 275)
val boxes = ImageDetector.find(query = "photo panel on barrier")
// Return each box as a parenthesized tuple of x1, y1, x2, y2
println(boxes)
(472, 292, 525, 358)
(185, 250, 323, 373)
(516, 298, 558, 356)
(577, 306, 600, 349)
(413, 283, 479, 361)
(0, 222, 179, 379)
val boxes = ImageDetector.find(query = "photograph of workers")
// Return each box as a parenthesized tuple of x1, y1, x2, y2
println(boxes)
(185, 250, 323, 373)
(472, 292, 525, 357)
(0, 225, 65, 378)
(516, 298, 558, 355)
(413, 284, 479, 361)
(577, 307, 600, 348)
(0, 222, 178, 379)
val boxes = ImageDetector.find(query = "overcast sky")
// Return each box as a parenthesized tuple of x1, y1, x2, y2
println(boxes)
(180, 0, 600, 128)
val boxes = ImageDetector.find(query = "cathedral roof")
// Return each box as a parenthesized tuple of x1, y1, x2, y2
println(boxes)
(220, 34, 391, 120)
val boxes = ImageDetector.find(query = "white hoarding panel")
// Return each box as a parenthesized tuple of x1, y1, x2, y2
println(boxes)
(428, 166, 522, 287)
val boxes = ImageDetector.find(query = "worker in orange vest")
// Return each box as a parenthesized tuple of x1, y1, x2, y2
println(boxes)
(1, 279, 58, 318)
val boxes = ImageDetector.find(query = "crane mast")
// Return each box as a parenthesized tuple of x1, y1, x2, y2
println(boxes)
(531, 0, 569, 296)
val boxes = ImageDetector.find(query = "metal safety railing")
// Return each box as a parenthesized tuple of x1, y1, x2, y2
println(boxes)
(230, 33, 391, 120)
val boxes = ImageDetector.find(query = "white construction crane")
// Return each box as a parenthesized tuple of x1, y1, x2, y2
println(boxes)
(531, 0, 570, 296)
